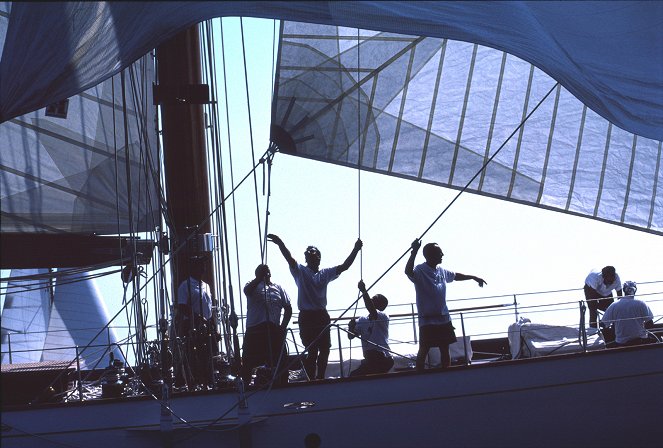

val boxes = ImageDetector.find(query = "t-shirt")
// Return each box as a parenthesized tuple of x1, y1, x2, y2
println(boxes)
(408, 263, 455, 326)
(601, 296, 653, 343)
(585, 270, 621, 297)
(244, 281, 290, 328)
(354, 311, 390, 356)
(289, 263, 339, 311)
(176, 277, 213, 320)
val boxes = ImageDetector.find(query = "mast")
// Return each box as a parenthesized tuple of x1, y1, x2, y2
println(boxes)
(155, 25, 221, 384)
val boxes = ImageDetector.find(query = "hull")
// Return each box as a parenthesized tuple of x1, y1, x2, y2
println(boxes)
(3, 343, 662, 447)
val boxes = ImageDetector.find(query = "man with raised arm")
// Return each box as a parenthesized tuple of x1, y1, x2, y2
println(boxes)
(405, 239, 486, 371)
(347, 280, 393, 376)
(267, 233, 362, 380)
(241, 264, 292, 386)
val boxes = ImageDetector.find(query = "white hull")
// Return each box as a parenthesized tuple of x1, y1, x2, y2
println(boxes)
(3, 343, 662, 447)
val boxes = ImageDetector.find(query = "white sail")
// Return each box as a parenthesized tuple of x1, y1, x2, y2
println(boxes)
(41, 270, 123, 369)
(1, 269, 123, 368)
(271, 22, 662, 234)
(1, 2, 662, 141)
(0, 269, 51, 363)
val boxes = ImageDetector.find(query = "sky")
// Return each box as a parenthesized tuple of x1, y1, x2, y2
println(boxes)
(2, 17, 662, 366)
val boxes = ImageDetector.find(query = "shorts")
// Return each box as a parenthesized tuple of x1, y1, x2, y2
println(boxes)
(420, 321, 457, 347)
(298, 309, 331, 349)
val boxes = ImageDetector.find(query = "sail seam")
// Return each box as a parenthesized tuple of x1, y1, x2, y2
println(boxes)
(537, 84, 562, 204)
(479, 52, 507, 192)
(419, 40, 447, 179)
(594, 122, 612, 217)
(648, 141, 662, 229)
(387, 43, 417, 172)
(508, 64, 535, 199)
(620, 135, 638, 223)
(566, 105, 587, 211)
(449, 44, 478, 185)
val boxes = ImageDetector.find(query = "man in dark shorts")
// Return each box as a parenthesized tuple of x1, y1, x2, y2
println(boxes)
(405, 239, 486, 371)
(241, 264, 292, 386)
(268, 233, 362, 380)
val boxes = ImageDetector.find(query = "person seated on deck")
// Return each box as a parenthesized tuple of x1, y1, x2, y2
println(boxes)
(584, 266, 623, 328)
(240, 264, 292, 386)
(600, 281, 655, 347)
(347, 280, 394, 376)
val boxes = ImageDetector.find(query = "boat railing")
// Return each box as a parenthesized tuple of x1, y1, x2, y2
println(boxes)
(2, 284, 661, 383)
(278, 283, 663, 377)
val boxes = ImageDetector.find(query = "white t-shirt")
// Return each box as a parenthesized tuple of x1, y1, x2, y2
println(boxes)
(289, 264, 339, 311)
(244, 281, 290, 328)
(177, 277, 212, 320)
(585, 270, 621, 296)
(408, 263, 455, 326)
(601, 296, 653, 343)
(355, 311, 390, 356)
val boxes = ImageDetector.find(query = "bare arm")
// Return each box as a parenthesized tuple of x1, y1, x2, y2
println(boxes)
(405, 239, 420, 278)
(243, 265, 269, 296)
(281, 303, 292, 332)
(267, 234, 297, 269)
(358, 280, 377, 319)
(335, 238, 363, 275)
(454, 272, 487, 287)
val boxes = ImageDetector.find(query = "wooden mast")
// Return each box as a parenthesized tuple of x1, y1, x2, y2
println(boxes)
(155, 25, 221, 385)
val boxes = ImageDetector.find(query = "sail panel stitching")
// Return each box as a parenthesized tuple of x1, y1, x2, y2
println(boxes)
(449, 44, 478, 185)
(479, 52, 507, 191)
(508, 64, 535, 199)
(387, 43, 418, 173)
(621, 134, 638, 223)
(566, 105, 587, 211)
(538, 85, 562, 204)
(648, 141, 662, 229)
(419, 40, 447, 179)
(594, 122, 612, 217)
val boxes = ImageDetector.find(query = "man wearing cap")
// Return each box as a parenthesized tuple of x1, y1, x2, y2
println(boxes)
(601, 281, 654, 346)
(584, 266, 623, 328)
(267, 233, 362, 380)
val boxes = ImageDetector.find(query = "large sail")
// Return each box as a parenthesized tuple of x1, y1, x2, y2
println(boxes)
(41, 271, 123, 369)
(0, 61, 160, 235)
(271, 22, 662, 235)
(1, 2, 662, 141)
(1, 269, 122, 368)
(0, 269, 52, 363)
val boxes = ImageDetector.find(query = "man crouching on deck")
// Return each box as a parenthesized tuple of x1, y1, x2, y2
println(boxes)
(405, 239, 486, 371)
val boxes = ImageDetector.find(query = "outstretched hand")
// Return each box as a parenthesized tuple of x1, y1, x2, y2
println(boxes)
(358, 280, 367, 292)
(475, 277, 487, 287)
(411, 238, 421, 251)
(267, 234, 282, 245)
(354, 238, 363, 251)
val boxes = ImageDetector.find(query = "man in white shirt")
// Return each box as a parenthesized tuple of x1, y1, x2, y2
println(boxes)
(584, 266, 623, 328)
(268, 233, 362, 380)
(174, 258, 216, 388)
(601, 281, 654, 347)
(348, 280, 393, 376)
(241, 264, 292, 386)
(405, 239, 486, 371)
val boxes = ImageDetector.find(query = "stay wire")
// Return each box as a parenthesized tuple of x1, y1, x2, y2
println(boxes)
(326, 81, 561, 332)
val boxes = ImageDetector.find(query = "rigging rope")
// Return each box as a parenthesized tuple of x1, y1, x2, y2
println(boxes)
(325, 81, 562, 335)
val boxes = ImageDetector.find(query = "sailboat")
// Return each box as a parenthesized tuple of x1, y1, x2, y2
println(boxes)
(1, 2, 662, 447)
